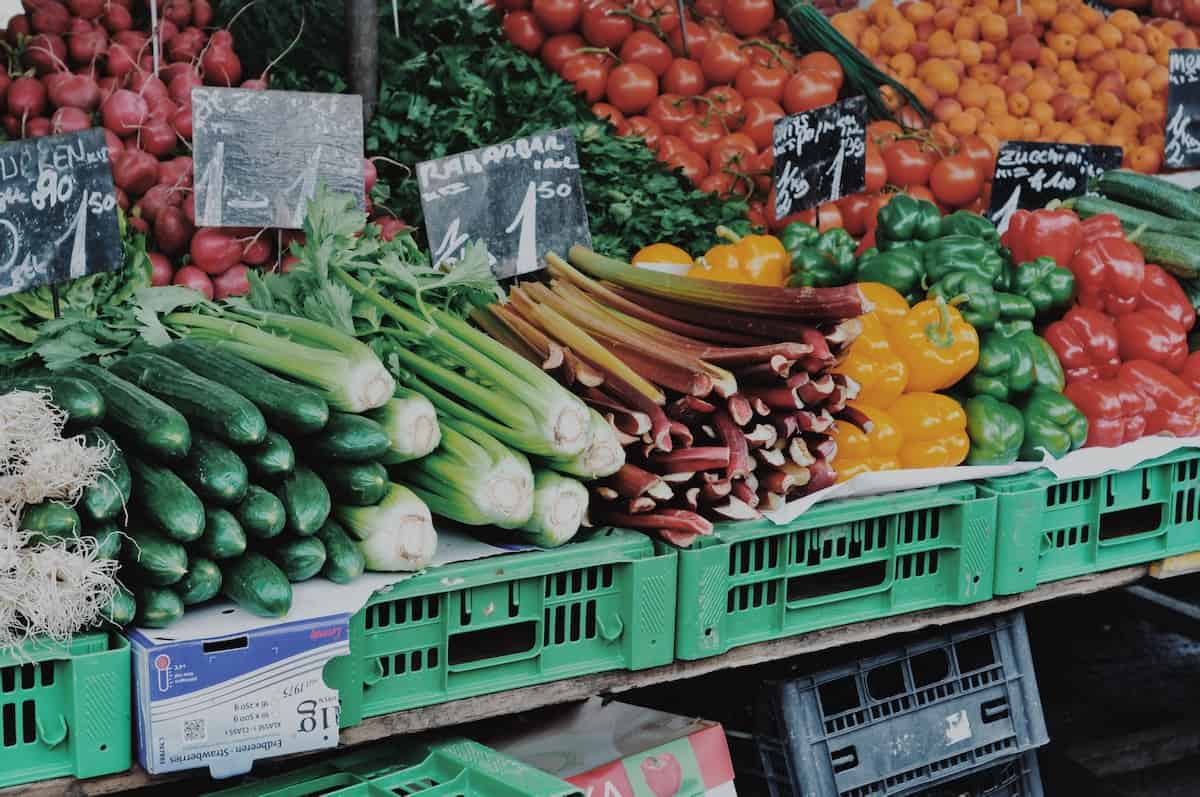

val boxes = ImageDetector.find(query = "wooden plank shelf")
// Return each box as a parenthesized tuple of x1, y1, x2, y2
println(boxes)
(7, 563, 1155, 797)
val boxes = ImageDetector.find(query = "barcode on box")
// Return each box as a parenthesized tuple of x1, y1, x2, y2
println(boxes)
(182, 718, 206, 744)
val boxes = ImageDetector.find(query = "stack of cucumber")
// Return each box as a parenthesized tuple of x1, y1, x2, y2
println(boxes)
(4, 340, 408, 629)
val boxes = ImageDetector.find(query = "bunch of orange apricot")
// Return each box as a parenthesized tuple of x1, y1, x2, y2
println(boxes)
(833, 0, 1200, 172)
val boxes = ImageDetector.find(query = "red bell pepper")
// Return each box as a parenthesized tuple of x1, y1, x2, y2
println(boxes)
(1064, 377, 1148, 447)
(1137, 263, 1196, 331)
(1119, 360, 1200, 437)
(1069, 236, 1145, 316)
(1080, 213, 1125, 242)
(1115, 309, 1188, 373)
(1043, 306, 1122, 382)
(1002, 208, 1083, 268)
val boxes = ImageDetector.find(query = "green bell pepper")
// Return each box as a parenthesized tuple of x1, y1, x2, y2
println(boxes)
(923, 235, 1007, 287)
(1012, 256, 1076, 317)
(939, 210, 1001, 246)
(928, 273, 1000, 329)
(963, 395, 1025, 465)
(993, 319, 1035, 337)
(1013, 330, 1066, 392)
(856, 247, 926, 305)
(780, 222, 820, 252)
(785, 225, 858, 287)
(966, 331, 1035, 401)
(1019, 386, 1088, 460)
(877, 194, 942, 244)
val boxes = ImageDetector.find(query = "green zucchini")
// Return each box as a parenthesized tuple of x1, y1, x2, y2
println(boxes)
(319, 461, 388, 506)
(123, 529, 188, 586)
(194, 508, 248, 560)
(306, 413, 390, 462)
(21, 501, 80, 543)
(236, 485, 287, 539)
(110, 353, 268, 447)
(244, 431, 296, 483)
(135, 586, 185, 628)
(80, 429, 131, 523)
(174, 558, 223, 605)
(221, 553, 292, 617)
(316, 520, 365, 584)
(1127, 229, 1200, 279)
(175, 432, 249, 506)
(100, 586, 136, 627)
(275, 466, 331, 536)
(0, 374, 105, 429)
(127, 455, 206, 543)
(85, 521, 124, 559)
(1066, 195, 1200, 238)
(159, 340, 330, 435)
(266, 536, 327, 582)
(1095, 170, 1200, 222)
(58, 363, 191, 461)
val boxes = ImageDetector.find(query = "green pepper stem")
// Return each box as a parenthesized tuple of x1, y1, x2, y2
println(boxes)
(715, 225, 742, 245)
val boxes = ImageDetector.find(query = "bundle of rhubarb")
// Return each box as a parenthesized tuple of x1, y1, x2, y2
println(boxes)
(475, 245, 869, 547)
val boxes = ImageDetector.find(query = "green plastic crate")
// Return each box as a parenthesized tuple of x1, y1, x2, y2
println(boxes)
(202, 737, 583, 796)
(0, 631, 132, 788)
(326, 528, 676, 726)
(675, 483, 997, 660)
(981, 448, 1200, 595)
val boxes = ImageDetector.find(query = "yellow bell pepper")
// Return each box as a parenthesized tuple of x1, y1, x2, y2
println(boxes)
(632, 242, 693, 276)
(687, 225, 788, 287)
(889, 298, 980, 393)
(831, 402, 904, 482)
(888, 392, 970, 468)
(835, 283, 910, 408)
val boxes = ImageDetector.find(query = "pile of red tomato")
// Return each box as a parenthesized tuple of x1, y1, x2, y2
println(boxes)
(497, 0, 996, 231)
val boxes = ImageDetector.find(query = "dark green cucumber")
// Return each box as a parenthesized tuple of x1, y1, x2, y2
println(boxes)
(159, 341, 330, 435)
(194, 508, 248, 560)
(85, 521, 124, 559)
(275, 466, 331, 536)
(124, 529, 189, 586)
(306, 413, 390, 462)
(20, 502, 80, 543)
(174, 558, 222, 605)
(100, 587, 136, 627)
(1127, 230, 1200, 279)
(175, 432, 249, 506)
(0, 374, 105, 429)
(319, 461, 388, 506)
(80, 429, 131, 523)
(58, 363, 190, 460)
(135, 586, 185, 628)
(1066, 195, 1200, 237)
(127, 455, 206, 542)
(236, 485, 287, 539)
(315, 520, 365, 584)
(110, 353, 267, 447)
(221, 553, 292, 617)
(244, 431, 296, 483)
(1095, 170, 1200, 221)
(266, 536, 327, 582)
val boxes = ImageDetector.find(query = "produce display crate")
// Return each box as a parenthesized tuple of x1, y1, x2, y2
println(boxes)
(754, 612, 1048, 797)
(0, 631, 132, 788)
(326, 528, 677, 726)
(981, 449, 1200, 595)
(918, 751, 1044, 797)
(674, 483, 996, 660)
(201, 737, 583, 796)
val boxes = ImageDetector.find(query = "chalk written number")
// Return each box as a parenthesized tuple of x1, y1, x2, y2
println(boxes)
(1028, 169, 1076, 192)
(31, 169, 115, 215)
(433, 180, 572, 273)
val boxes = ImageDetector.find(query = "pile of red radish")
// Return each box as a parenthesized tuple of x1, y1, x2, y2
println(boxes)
(1, 0, 384, 300)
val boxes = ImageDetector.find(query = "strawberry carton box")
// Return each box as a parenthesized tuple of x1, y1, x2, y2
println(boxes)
(490, 698, 737, 797)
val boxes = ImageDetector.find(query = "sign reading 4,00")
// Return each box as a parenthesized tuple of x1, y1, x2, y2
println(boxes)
(417, 128, 592, 279)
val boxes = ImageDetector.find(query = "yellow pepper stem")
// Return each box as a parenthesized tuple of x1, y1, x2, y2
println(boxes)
(715, 225, 742, 244)
(924, 297, 956, 350)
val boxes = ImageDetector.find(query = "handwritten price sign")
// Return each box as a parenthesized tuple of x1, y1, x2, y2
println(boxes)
(988, 141, 1122, 232)
(772, 96, 867, 219)
(417, 128, 592, 279)
(0, 129, 122, 297)
(1166, 49, 1200, 168)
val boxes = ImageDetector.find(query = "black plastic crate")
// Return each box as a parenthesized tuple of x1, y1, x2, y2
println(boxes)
(755, 612, 1048, 797)
(918, 752, 1043, 797)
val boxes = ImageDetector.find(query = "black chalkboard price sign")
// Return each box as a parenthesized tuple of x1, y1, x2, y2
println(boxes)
(772, 95, 867, 219)
(417, 128, 592, 279)
(988, 141, 1123, 229)
(192, 87, 365, 229)
(0, 129, 123, 298)
(1166, 48, 1200, 169)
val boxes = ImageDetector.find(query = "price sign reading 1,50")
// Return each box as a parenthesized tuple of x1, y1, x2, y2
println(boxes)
(417, 128, 592, 280)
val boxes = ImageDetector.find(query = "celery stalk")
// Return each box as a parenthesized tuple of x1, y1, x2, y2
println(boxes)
(515, 470, 588, 548)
